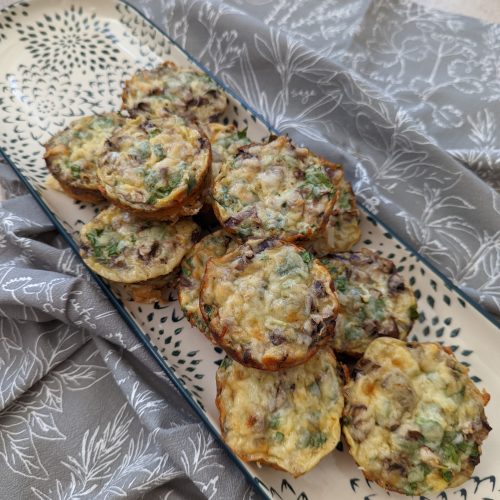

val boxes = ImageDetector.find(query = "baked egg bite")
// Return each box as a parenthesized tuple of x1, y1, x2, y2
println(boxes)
(199, 239, 339, 370)
(320, 248, 417, 357)
(79, 205, 199, 284)
(212, 136, 339, 241)
(178, 229, 239, 335)
(306, 169, 361, 255)
(97, 115, 210, 220)
(206, 123, 251, 185)
(216, 348, 344, 477)
(44, 112, 124, 202)
(343, 338, 491, 495)
(121, 60, 227, 123)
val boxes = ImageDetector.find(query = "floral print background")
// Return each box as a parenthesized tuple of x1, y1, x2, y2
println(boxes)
(0, 0, 499, 498)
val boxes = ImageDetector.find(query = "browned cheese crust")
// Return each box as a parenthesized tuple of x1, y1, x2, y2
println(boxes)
(199, 239, 339, 370)
(343, 338, 491, 496)
(212, 136, 339, 241)
(97, 115, 211, 221)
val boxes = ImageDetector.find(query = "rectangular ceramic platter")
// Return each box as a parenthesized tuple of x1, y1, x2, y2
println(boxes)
(0, 1, 498, 499)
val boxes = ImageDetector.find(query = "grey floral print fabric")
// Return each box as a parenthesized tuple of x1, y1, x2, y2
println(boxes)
(0, 173, 253, 498)
(0, 0, 499, 499)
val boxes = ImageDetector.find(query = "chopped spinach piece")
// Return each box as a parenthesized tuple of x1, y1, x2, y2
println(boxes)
(268, 415, 280, 430)
(92, 116, 115, 129)
(106, 240, 120, 258)
(186, 174, 196, 194)
(408, 304, 419, 320)
(334, 275, 347, 293)
(219, 357, 232, 369)
(273, 432, 284, 443)
(300, 250, 313, 264)
(237, 128, 248, 140)
(152, 143, 165, 160)
(442, 470, 453, 482)
(203, 304, 214, 317)
(69, 162, 81, 179)
(337, 189, 351, 210)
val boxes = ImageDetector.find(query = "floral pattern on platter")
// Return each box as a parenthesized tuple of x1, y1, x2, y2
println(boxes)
(0, 1, 498, 499)
(15, 5, 121, 74)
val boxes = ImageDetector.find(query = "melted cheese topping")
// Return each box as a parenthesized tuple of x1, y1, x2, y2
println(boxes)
(343, 338, 491, 495)
(97, 115, 210, 214)
(178, 230, 238, 334)
(216, 349, 344, 477)
(207, 123, 251, 181)
(200, 240, 339, 370)
(212, 136, 338, 241)
(122, 60, 227, 123)
(307, 172, 361, 255)
(320, 248, 417, 356)
(80, 205, 198, 283)
(44, 113, 124, 193)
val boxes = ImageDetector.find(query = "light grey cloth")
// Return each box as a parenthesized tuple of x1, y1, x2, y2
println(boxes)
(0, 0, 499, 499)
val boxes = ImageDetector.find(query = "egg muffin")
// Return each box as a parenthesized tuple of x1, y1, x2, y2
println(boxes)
(216, 348, 344, 477)
(200, 239, 339, 370)
(343, 338, 491, 496)
(113, 272, 180, 304)
(178, 230, 239, 335)
(320, 249, 417, 357)
(121, 60, 227, 123)
(306, 170, 361, 255)
(212, 136, 339, 241)
(97, 115, 211, 220)
(80, 205, 199, 289)
(44, 113, 124, 202)
(206, 123, 252, 186)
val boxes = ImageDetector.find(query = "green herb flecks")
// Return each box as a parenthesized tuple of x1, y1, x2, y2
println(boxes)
(86, 228, 120, 262)
(268, 414, 281, 430)
(92, 116, 115, 129)
(300, 250, 313, 265)
(68, 162, 81, 179)
(442, 470, 453, 483)
(301, 166, 334, 200)
(334, 275, 347, 293)
(408, 304, 419, 320)
(146, 171, 183, 204)
(181, 257, 193, 277)
(186, 174, 196, 194)
(273, 432, 285, 443)
(337, 188, 351, 210)
(214, 185, 239, 209)
(152, 143, 165, 160)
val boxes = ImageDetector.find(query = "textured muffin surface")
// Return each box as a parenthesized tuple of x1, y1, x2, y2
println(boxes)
(122, 60, 227, 123)
(212, 136, 338, 241)
(306, 170, 361, 255)
(80, 205, 198, 283)
(216, 349, 344, 476)
(200, 239, 339, 370)
(44, 112, 124, 201)
(343, 338, 491, 495)
(178, 230, 238, 334)
(320, 248, 417, 356)
(97, 115, 210, 218)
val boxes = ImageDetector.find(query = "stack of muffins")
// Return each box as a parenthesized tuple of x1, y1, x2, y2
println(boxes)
(44, 60, 491, 496)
